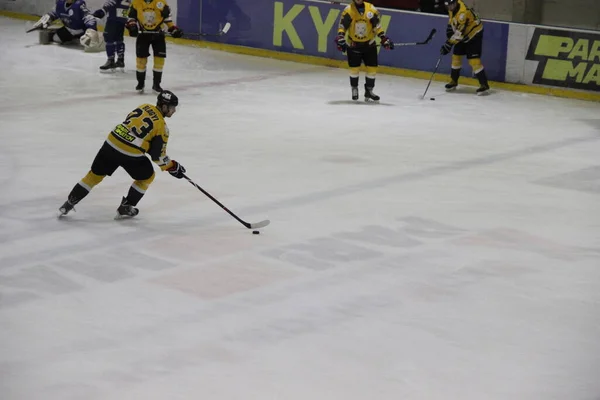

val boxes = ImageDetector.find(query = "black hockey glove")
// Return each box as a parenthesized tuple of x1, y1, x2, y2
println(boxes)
(167, 160, 186, 179)
(379, 34, 394, 50)
(335, 34, 347, 52)
(126, 19, 139, 37)
(168, 25, 183, 38)
(93, 9, 106, 19)
(440, 41, 453, 55)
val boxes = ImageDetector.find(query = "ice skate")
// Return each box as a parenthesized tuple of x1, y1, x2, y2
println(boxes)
(115, 197, 139, 220)
(445, 81, 458, 91)
(57, 200, 76, 218)
(152, 83, 163, 94)
(99, 58, 116, 72)
(476, 84, 490, 96)
(364, 86, 380, 102)
(115, 56, 125, 72)
(135, 82, 144, 93)
(351, 86, 359, 101)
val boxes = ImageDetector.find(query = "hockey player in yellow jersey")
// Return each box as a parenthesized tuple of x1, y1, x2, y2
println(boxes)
(335, 0, 394, 102)
(126, 0, 183, 93)
(440, 0, 489, 95)
(58, 91, 186, 219)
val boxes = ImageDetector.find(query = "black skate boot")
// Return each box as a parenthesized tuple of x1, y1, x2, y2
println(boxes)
(136, 71, 145, 93)
(475, 69, 490, 96)
(445, 68, 461, 91)
(364, 86, 380, 102)
(115, 56, 125, 71)
(115, 197, 139, 220)
(152, 70, 163, 94)
(445, 81, 458, 91)
(476, 85, 490, 95)
(351, 86, 359, 101)
(58, 199, 76, 218)
(99, 58, 116, 72)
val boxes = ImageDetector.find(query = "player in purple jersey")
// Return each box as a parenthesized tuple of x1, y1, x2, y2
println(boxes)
(93, 0, 130, 71)
(32, 0, 102, 50)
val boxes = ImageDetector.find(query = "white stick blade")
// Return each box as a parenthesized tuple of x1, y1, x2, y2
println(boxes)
(250, 219, 270, 229)
(221, 22, 231, 34)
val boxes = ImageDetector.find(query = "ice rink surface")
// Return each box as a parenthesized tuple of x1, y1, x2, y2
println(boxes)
(1, 16, 600, 400)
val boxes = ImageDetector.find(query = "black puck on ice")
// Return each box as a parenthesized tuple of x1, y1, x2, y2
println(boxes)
(252, 230, 260, 235)
(430, 97, 435, 101)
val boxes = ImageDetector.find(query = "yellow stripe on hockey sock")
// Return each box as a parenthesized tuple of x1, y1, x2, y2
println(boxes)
(365, 66, 377, 79)
(469, 58, 484, 74)
(136, 57, 148, 72)
(452, 54, 463, 69)
(80, 171, 105, 191)
(153, 56, 165, 72)
(132, 173, 155, 193)
(349, 66, 360, 78)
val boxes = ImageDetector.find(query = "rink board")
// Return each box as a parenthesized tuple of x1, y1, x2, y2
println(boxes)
(1, 0, 598, 99)
(178, 0, 599, 98)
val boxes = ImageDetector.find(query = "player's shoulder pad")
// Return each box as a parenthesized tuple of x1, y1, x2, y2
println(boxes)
(342, 4, 351, 13)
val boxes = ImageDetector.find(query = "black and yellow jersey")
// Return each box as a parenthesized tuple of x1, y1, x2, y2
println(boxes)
(447, 0, 483, 44)
(106, 104, 173, 171)
(337, 1, 384, 46)
(128, 0, 174, 32)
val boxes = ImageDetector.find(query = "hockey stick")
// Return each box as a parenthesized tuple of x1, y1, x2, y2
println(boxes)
(349, 28, 437, 52)
(421, 54, 443, 99)
(142, 22, 231, 38)
(188, 22, 231, 37)
(26, 26, 42, 33)
(183, 174, 270, 230)
(392, 28, 436, 47)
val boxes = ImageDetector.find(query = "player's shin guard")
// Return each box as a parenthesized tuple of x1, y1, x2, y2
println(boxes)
(446, 55, 462, 90)
(126, 175, 154, 207)
(105, 38, 116, 58)
(152, 56, 165, 93)
(350, 74, 359, 101)
(136, 57, 148, 92)
(470, 59, 490, 95)
(115, 42, 125, 68)
(59, 172, 103, 216)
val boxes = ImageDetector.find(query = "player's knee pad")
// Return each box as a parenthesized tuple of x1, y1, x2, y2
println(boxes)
(132, 173, 155, 193)
(136, 57, 148, 72)
(153, 56, 165, 72)
(451, 54, 463, 69)
(80, 171, 105, 191)
(365, 66, 377, 79)
(468, 58, 484, 74)
(349, 66, 360, 78)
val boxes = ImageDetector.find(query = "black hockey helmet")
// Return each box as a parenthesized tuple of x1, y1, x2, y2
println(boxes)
(157, 90, 179, 107)
(444, 0, 458, 5)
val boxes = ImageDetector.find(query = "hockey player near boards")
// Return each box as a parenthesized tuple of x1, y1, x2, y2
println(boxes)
(58, 91, 187, 219)
(126, 0, 183, 93)
(335, 0, 394, 102)
(32, 0, 103, 51)
(93, 0, 130, 71)
(440, 0, 490, 95)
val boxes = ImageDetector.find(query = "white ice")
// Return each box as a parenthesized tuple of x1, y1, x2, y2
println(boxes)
(1, 16, 600, 400)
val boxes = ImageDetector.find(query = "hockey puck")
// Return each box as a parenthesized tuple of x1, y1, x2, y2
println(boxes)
(252, 230, 260, 235)
(430, 97, 436, 101)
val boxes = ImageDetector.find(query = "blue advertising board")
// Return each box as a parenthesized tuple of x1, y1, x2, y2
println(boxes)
(178, 0, 508, 82)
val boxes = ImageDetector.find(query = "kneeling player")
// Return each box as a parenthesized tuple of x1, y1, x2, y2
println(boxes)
(440, 0, 489, 95)
(32, 0, 103, 52)
(335, 0, 394, 102)
(58, 91, 186, 219)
